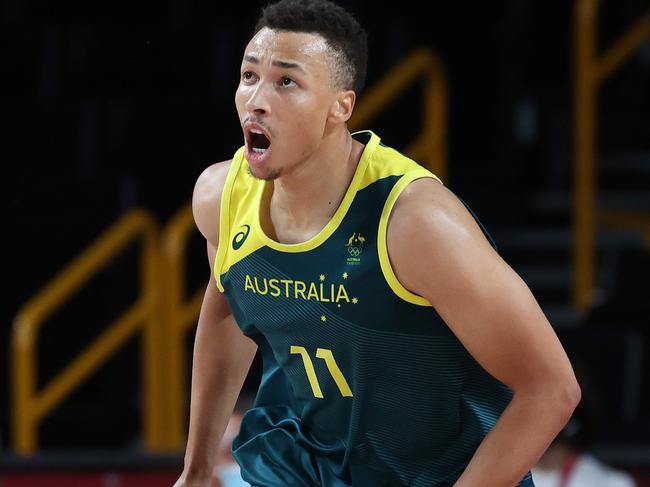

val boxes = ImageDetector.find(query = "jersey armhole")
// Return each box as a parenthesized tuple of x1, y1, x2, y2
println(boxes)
(213, 149, 243, 292)
(377, 169, 441, 307)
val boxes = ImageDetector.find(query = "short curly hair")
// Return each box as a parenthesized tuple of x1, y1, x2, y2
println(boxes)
(253, 0, 368, 95)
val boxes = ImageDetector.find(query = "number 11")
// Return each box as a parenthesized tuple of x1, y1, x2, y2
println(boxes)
(290, 346, 353, 398)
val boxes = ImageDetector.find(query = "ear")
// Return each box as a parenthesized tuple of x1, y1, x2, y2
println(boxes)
(328, 89, 356, 124)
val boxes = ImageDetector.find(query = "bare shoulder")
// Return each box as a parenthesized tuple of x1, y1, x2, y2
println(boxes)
(192, 160, 232, 246)
(387, 177, 498, 299)
(389, 177, 486, 244)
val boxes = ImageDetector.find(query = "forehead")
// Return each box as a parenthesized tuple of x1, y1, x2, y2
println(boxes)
(243, 27, 332, 73)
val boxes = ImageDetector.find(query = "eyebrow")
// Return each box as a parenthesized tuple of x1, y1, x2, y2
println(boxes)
(243, 54, 307, 74)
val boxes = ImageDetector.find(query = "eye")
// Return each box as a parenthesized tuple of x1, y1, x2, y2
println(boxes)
(242, 71, 257, 83)
(280, 76, 296, 87)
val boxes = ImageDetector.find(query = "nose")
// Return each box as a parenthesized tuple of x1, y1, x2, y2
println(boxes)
(245, 82, 271, 116)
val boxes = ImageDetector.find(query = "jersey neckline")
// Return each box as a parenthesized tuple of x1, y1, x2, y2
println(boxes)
(251, 130, 380, 253)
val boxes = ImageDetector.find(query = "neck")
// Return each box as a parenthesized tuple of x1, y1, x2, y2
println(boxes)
(267, 126, 364, 241)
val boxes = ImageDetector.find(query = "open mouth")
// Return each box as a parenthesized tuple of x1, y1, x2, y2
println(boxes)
(249, 130, 271, 154)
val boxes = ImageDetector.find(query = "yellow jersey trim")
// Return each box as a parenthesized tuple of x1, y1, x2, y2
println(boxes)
(358, 143, 424, 191)
(214, 149, 242, 292)
(215, 131, 442, 296)
(377, 169, 442, 307)
(253, 130, 381, 253)
(214, 147, 267, 292)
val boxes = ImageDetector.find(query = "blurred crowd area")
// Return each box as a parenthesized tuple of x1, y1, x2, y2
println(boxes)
(2, 0, 650, 485)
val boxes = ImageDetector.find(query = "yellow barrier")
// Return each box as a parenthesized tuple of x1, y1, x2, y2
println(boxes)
(10, 209, 165, 455)
(350, 48, 448, 182)
(601, 211, 650, 249)
(160, 204, 205, 449)
(573, 0, 650, 309)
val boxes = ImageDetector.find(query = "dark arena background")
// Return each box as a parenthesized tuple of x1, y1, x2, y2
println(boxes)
(2, 0, 650, 485)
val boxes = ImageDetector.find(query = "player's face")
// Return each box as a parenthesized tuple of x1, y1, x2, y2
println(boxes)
(235, 27, 340, 180)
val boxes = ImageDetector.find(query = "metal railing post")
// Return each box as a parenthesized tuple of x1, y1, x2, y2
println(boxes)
(10, 209, 164, 454)
(573, 0, 650, 309)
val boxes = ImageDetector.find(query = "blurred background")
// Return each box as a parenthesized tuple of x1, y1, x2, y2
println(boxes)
(2, 0, 650, 485)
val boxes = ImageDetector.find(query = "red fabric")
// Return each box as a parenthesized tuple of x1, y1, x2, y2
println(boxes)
(558, 454, 579, 487)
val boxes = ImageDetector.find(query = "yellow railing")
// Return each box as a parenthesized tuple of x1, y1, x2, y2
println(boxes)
(350, 48, 448, 182)
(160, 204, 205, 449)
(601, 211, 650, 249)
(573, 0, 650, 309)
(10, 210, 166, 455)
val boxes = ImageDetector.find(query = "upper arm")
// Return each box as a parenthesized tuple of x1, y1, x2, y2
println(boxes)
(192, 160, 232, 249)
(192, 160, 232, 302)
(387, 178, 578, 394)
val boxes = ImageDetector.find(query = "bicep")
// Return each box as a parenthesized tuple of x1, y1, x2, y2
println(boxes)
(432, 246, 566, 391)
(192, 160, 231, 248)
(389, 183, 574, 392)
(198, 243, 256, 363)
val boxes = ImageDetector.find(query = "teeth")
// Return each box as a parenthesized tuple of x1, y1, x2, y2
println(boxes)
(252, 148, 267, 153)
(250, 129, 263, 134)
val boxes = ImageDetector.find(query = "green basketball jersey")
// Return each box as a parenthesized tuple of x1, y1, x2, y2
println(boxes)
(215, 131, 534, 486)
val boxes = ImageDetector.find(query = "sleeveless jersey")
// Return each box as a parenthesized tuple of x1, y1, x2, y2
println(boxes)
(215, 131, 534, 487)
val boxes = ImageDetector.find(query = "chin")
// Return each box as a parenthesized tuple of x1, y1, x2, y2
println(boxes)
(249, 165, 283, 181)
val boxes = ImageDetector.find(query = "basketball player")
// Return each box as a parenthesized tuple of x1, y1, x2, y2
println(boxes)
(174, 0, 581, 485)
